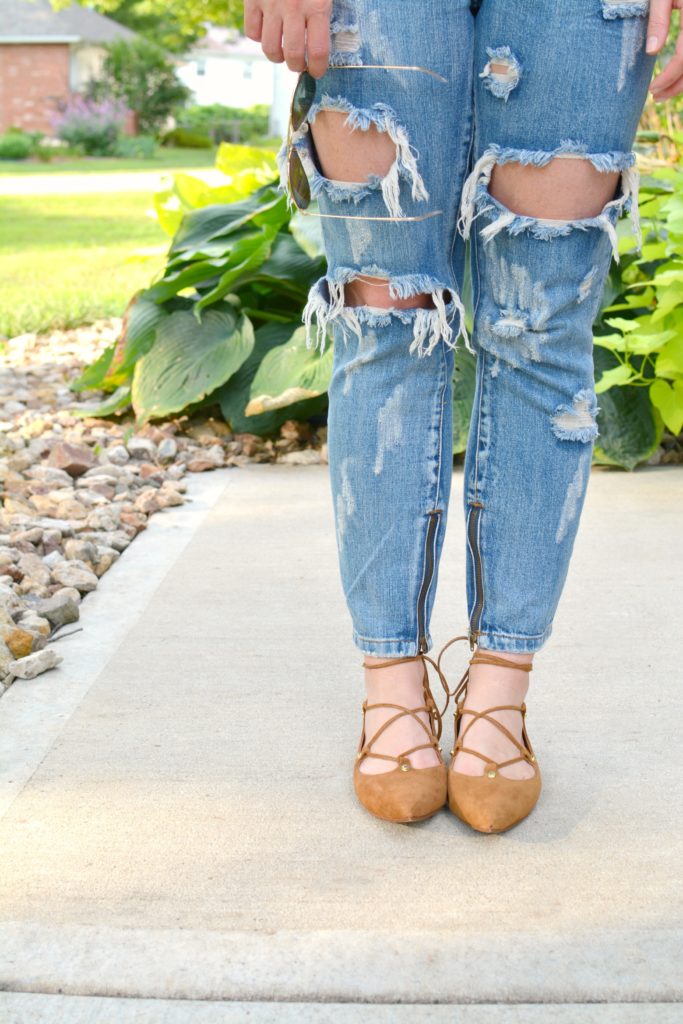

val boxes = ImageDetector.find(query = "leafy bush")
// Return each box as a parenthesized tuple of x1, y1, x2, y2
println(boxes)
(178, 104, 270, 144)
(113, 134, 158, 159)
(88, 38, 191, 137)
(590, 163, 683, 469)
(53, 97, 127, 156)
(160, 127, 213, 149)
(0, 128, 39, 160)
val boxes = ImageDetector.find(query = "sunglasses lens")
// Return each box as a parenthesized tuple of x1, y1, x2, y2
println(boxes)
(288, 146, 311, 210)
(291, 71, 316, 132)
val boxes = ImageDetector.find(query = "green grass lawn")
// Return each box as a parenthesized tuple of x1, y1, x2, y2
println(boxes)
(0, 192, 168, 338)
(0, 147, 217, 175)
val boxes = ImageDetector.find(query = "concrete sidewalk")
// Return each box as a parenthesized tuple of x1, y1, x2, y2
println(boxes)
(0, 464, 681, 1019)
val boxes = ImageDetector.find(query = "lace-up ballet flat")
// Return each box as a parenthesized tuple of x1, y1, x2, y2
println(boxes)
(444, 649, 541, 834)
(354, 652, 451, 823)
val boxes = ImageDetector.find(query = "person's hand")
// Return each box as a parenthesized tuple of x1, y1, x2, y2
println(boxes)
(646, 0, 683, 99)
(244, 0, 332, 78)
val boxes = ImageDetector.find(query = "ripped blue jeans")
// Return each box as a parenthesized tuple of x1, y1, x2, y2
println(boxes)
(277, 0, 655, 656)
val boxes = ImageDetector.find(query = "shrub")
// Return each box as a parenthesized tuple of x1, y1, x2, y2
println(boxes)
(88, 38, 191, 137)
(591, 162, 683, 469)
(113, 134, 158, 159)
(52, 97, 127, 156)
(0, 128, 37, 160)
(178, 104, 270, 144)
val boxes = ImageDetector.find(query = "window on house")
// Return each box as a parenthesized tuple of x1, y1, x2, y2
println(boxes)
(196, 59, 206, 76)
(243, 62, 253, 80)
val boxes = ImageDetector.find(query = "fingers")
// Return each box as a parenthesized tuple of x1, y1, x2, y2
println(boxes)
(646, 0, 673, 54)
(261, 8, 285, 63)
(283, 10, 307, 72)
(305, 10, 331, 78)
(243, 0, 264, 41)
(246, 1, 330, 75)
(650, 9, 683, 98)
(651, 67, 683, 100)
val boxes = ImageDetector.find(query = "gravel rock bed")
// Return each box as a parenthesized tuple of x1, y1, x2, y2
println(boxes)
(0, 318, 328, 695)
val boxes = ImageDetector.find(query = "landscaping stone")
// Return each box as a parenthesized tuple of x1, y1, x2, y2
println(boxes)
(0, 623, 34, 659)
(8, 647, 62, 679)
(158, 437, 178, 463)
(33, 589, 79, 626)
(50, 560, 99, 593)
(47, 441, 97, 477)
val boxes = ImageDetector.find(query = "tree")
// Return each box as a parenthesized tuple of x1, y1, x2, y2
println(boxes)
(54, 1, 244, 52)
(88, 38, 191, 136)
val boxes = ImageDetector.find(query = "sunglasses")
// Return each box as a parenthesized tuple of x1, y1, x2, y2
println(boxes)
(286, 65, 448, 222)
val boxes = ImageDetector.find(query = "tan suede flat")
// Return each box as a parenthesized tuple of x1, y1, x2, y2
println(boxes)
(442, 646, 541, 834)
(354, 651, 452, 823)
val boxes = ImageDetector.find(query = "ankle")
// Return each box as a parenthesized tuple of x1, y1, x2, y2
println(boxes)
(465, 668, 530, 710)
(363, 657, 425, 702)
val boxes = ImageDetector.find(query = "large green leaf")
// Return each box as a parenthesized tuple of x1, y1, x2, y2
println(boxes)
(70, 295, 168, 393)
(170, 189, 283, 255)
(245, 325, 333, 414)
(131, 305, 254, 424)
(593, 348, 662, 470)
(650, 379, 683, 435)
(256, 232, 325, 291)
(103, 295, 169, 388)
(70, 342, 115, 393)
(145, 259, 230, 303)
(452, 348, 476, 455)
(195, 229, 278, 312)
(655, 333, 683, 380)
(216, 322, 327, 436)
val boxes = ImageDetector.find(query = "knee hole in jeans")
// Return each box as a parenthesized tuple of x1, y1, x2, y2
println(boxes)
(489, 158, 621, 221)
(309, 111, 397, 184)
(344, 276, 437, 311)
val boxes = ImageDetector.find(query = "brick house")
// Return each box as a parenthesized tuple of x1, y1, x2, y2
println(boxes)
(0, 0, 136, 135)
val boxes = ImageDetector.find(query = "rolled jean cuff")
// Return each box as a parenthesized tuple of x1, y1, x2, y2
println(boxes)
(474, 624, 553, 654)
(352, 629, 432, 658)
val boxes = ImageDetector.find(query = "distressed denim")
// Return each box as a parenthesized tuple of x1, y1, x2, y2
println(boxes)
(276, 0, 656, 655)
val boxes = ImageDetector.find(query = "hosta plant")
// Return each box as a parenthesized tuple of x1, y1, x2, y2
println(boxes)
(70, 142, 332, 437)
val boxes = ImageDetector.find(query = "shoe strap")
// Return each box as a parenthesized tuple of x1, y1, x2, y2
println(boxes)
(358, 653, 449, 768)
(361, 651, 453, 734)
(469, 650, 533, 673)
(454, 705, 536, 770)
(435, 639, 537, 772)
(358, 704, 444, 770)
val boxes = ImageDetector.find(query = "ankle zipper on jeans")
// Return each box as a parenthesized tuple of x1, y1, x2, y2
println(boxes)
(466, 502, 484, 650)
(417, 509, 442, 654)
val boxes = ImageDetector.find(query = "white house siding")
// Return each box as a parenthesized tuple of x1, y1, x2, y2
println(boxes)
(271, 62, 298, 138)
(177, 55, 272, 108)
